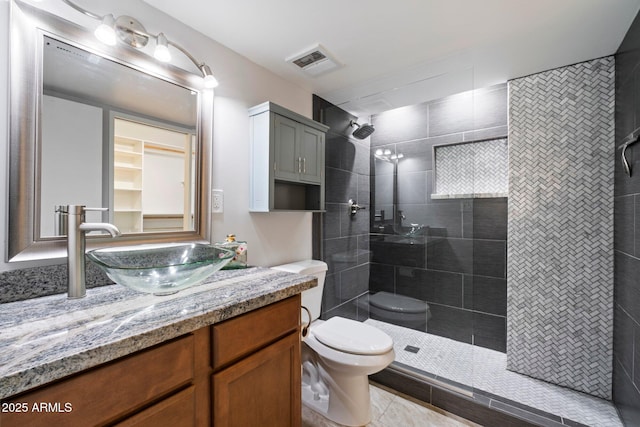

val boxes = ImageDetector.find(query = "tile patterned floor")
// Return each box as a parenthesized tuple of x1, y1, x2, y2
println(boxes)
(365, 319, 623, 427)
(302, 383, 481, 427)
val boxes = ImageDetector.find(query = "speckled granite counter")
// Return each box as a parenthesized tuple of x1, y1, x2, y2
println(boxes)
(0, 267, 315, 399)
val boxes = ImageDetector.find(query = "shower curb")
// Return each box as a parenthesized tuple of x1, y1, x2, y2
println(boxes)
(371, 365, 589, 427)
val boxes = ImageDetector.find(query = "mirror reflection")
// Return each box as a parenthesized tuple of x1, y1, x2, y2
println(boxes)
(39, 36, 198, 238)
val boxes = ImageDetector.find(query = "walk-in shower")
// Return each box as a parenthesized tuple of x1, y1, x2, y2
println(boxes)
(313, 67, 621, 426)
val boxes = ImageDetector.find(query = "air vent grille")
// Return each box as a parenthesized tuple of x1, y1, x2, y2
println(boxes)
(293, 51, 327, 68)
(286, 44, 342, 77)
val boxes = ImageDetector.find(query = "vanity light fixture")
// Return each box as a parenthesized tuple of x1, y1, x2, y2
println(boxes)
(60, 0, 219, 88)
(94, 14, 117, 46)
(154, 32, 171, 62)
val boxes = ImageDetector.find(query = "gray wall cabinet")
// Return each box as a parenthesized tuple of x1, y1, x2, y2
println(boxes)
(249, 102, 328, 212)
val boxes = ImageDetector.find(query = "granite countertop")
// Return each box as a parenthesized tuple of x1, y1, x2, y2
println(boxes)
(0, 267, 316, 399)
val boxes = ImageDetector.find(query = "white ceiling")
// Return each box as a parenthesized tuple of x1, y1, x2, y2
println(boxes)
(143, 0, 640, 117)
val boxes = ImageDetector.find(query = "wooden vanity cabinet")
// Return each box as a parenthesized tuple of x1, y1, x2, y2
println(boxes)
(0, 295, 301, 427)
(211, 295, 301, 427)
(0, 334, 197, 427)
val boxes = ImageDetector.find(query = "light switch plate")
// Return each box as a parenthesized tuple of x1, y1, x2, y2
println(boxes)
(212, 189, 223, 213)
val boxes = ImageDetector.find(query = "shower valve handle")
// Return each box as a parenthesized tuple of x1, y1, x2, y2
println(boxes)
(348, 199, 365, 216)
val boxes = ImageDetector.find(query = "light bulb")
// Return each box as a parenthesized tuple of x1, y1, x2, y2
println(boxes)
(203, 74, 219, 89)
(94, 14, 117, 46)
(154, 33, 171, 62)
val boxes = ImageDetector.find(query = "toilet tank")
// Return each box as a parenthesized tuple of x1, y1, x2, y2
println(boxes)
(271, 260, 327, 322)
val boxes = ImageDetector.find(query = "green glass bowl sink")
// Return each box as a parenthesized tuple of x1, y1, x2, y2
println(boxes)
(87, 243, 235, 295)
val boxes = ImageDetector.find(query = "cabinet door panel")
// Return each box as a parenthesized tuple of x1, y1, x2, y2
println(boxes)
(0, 335, 194, 427)
(212, 295, 299, 369)
(213, 332, 301, 427)
(114, 387, 195, 427)
(274, 114, 301, 182)
(299, 126, 324, 184)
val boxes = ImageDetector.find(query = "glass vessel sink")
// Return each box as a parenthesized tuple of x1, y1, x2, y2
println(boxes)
(87, 243, 235, 295)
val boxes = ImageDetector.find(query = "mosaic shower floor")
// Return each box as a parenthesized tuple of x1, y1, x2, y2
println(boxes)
(365, 319, 622, 427)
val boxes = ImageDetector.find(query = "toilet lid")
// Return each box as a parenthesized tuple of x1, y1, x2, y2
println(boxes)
(369, 292, 427, 314)
(312, 317, 393, 355)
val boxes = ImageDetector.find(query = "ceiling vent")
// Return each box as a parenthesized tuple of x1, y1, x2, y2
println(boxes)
(286, 44, 342, 77)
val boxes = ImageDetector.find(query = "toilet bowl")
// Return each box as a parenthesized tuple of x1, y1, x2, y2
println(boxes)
(368, 291, 430, 331)
(272, 260, 395, 427)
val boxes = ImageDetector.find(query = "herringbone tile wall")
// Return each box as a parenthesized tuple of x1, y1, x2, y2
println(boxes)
(507, 57, 615, 399)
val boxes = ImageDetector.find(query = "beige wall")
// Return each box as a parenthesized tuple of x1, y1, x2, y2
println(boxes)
(0, 0, 313, 271)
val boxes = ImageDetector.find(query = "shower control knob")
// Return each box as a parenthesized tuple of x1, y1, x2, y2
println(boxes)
(348, 199, 366, 216)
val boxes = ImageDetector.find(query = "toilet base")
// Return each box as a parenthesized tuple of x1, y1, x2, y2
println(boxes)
(302, 357, 373, 426)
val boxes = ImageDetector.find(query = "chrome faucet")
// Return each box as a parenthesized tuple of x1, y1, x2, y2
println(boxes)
(64, 205, 121, 299)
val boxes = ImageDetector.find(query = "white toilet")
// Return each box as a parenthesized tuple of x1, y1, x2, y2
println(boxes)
(272, 260, 395, 427)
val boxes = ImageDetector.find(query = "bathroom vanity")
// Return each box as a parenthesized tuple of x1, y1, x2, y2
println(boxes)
(0, 267, 314, 427)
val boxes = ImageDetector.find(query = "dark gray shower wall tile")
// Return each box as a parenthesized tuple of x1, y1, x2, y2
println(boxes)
(340, 264, 370, 301)
(473, 240, 506, 278)
(427, 304, 473, 344)
(347, 140, 371, 175)
(325, 133, 349, 170)
(427, 238, 473, 274)
(357, 173, 370, 207)
(463, 275, 507, 316)
(615, 195, 635, 254)
(323, 203, 342, 239)
(635, 196, 640, 258)
(313, 95, 357, 139)
(395, 138, 434, 173)
(321, 272, 340, 313)
(634, 318, 640, 388)
(615, 68, 636, 143)
(341, 201, 369, 237)
(615, 131, 640, 196)
(396, 267, 463, 307)
(324, 235, 359, 274)
(390, 240, 425, 268)
(424, 200, 463, 238)
(371, 102, 430, 145)
(428, 92, 474, 137)
(617, 10, 640, 80)
(615, 304, 635, 379)
(325, 167, 357, 204)
(356, 293, 370, 321)
(473, 312, 506, 352)
(470, 198, 508, 241)
(472, 84, 508, 130)
(615, 251, 640, 323)
(370, 237, 426, 268)
(633, 64, 640, 140)
(397, 171, 428, 204)
(369, 262, 395, 294)
(613, 359, 640, 427)
(357, 235, 371, 264)
(324, 300, 359, 321)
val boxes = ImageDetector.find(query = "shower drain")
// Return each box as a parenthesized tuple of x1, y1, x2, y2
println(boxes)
(404, 345, 420, 354)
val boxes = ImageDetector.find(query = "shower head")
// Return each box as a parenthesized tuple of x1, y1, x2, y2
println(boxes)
(350, 120, 375, 139)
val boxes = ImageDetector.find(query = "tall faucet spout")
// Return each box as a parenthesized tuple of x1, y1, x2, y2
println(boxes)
(79, 223, 122, 237)
(66, 205, 120, 299)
